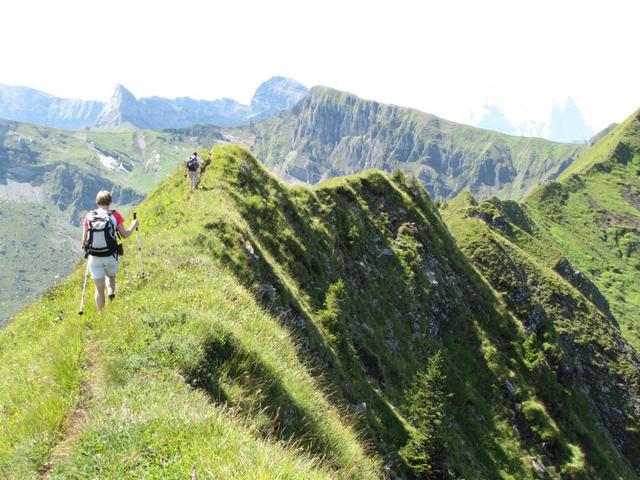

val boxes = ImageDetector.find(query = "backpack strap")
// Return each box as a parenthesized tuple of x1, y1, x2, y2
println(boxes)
(86, 211, 97, 252)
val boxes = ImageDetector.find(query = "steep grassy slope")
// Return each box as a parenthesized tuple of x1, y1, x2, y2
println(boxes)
(0, 200, 78, 325)
(0, 152, 381, 478)
(3, 144, 637, 478)
(443, 194, 640, 473)
(0, 119, 201, 322)
(228, 86, 584, 200)
(202, 146, 638, 477)
(525, 108, 640, 349)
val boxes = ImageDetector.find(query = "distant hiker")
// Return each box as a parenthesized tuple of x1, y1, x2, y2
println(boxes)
(184, 151, 203, 192)
(82, 190, 138, 311)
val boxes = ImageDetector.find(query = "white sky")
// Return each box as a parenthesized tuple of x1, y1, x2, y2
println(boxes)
(1, 0, 639, 131)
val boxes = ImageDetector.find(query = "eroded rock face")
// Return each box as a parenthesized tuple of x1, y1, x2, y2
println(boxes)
(94, 84, 142, 128)
(243, 86, 584, 201)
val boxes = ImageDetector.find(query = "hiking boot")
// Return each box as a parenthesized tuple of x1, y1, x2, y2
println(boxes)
(108, 293, 116, 301)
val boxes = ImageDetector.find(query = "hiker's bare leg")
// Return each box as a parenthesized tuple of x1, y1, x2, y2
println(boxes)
(190, 171, 198, 191)
(94, 277, 106, 311)
(107, 275, 116, 297)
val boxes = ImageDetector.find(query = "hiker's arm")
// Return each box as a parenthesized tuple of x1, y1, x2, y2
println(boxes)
(117, 219, 138, 239)
(81, 222, 88, 247)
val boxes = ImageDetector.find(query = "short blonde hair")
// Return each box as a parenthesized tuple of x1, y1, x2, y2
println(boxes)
(96, 190, 113, 206)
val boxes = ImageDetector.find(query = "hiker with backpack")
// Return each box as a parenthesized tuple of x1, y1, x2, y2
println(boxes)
(184, 151, 203, 192)
(82, 190, 138, 311)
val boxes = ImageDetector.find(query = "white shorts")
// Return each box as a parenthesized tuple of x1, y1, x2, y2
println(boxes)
(189, 170, 199, 188)
(88, 255, 119, 279)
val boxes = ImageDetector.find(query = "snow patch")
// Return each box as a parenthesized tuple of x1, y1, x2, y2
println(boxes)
(95, 149, 127, 172)
(6, 130, 34, 143)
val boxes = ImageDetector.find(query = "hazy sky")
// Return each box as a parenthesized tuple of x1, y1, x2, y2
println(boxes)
(1, 0, 639, 131)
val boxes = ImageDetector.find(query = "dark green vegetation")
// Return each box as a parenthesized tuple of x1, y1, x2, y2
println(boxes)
(440, 107, 640, 476)
(228, 86, 584, 200)
(446, 108, 640, 351)
(0, 119, 201, 323)
(2, 144, 638, 478)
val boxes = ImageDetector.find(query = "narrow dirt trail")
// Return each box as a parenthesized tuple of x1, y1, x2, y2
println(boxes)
(40, 339, 100, 479)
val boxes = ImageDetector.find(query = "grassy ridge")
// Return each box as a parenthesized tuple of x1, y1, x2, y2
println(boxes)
(526, 108, 640, 350)
(443, 193, 640, 477)
(0, 152, 381, 478)
(194, 146, 638, 477)
(2, 144, 639, 478)
(557, 109, 638, 180)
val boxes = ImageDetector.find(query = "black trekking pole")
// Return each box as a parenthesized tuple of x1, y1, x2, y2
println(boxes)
(78, 261, 90, 315)
(134, 212, 144, 277)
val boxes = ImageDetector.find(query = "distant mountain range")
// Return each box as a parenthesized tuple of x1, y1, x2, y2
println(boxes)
(473, 97, 595, 143)
(0, 85, 103, 130)
(1, 78, 597, 145)
(0, 76, 308, 130)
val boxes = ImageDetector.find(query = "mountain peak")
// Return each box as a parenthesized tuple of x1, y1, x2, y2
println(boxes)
(548, 96, 594, 143)
(111, 84, 136, 101)
(0, 78, 307, 130)
(471, 97, 595, 143)
(475, 104, 517, 136)
(250, 77, 308, 119)
(94, 84, 142, 128)
(558, 105, 640, 180)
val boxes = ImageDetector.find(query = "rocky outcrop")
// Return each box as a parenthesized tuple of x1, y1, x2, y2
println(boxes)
(93, 84, 141, 127)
